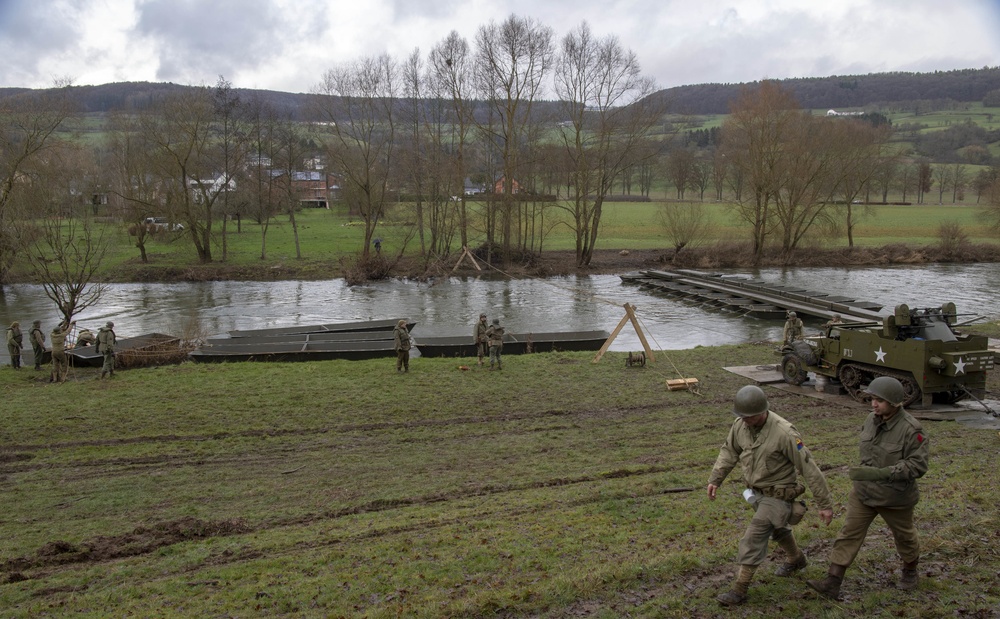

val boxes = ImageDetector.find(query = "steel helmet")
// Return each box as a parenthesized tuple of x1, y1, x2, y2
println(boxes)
(787, 311, 797, 318)
(864, 376, 905, 407)
(733, 385, 769, 418)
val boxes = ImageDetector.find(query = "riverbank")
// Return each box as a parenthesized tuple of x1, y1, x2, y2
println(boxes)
(46, 241, 1000, 284)
(1, 345, 998, 617)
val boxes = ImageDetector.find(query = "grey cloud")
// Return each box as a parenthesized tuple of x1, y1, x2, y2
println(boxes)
(0, 0, 84, 85)
(134, 0, 325, 83)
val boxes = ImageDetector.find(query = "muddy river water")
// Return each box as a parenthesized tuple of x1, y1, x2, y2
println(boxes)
(1, 264, 997, 353)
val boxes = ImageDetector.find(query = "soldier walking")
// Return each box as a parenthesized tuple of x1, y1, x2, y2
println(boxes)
(807, 376, 929, 600)
(29, 320, 46, 370)
(486, 318, 505, 370)
(473, 314, 489, 366)
(6, 321, 23, 369)
(707, 385, 834, 606)
(96, 321, 117, 379)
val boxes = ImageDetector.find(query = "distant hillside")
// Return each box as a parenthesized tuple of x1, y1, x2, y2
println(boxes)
(654, 67, 1000, 114)
(3, 67, 1000, 118)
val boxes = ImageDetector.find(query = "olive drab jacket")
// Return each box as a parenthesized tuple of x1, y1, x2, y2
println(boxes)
(50, 325, 69, 352)
(96, 326, 116, 354)
(474, 319, 489, 345)
(486, 324, 505, 348)
(782, 317, 804, 343)
(30, 326, 45, 349)
(393, 326, 411, 352)
(854, 408, 929, 508)
(6, 325, 23, 349)
(708, 411, 833, 511)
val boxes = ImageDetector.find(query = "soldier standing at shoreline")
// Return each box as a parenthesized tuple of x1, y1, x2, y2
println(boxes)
(29, 320, 46, 371)
(96, 321, 117, 379)
(474, 314, 489, 366)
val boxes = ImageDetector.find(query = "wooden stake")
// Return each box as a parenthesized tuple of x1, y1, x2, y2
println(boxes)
(451, 246, 482, 273)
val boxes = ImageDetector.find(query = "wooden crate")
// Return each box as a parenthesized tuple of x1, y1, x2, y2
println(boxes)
(666, 377, 699, 391)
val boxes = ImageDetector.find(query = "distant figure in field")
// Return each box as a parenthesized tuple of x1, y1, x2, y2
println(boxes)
(50, 321, 74, 383)
(6, 321, 23, 369)
(474, 313, 489, 366)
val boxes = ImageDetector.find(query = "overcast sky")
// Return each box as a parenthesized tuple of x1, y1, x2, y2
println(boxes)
(1, 0, 999, 94)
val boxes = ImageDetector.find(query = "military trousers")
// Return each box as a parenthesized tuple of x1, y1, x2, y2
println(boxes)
(829, 489, 919, 567)
(489, 345, 502, 368)
(51, 350, 69, 382)
(736, 496, 795, 566)
(396, 349, 409, 371)
(102, 351, 115, 374)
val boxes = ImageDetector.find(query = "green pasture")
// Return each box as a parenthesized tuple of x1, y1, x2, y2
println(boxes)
(8, 199, 996, 281)
(1, 339, 998, 617)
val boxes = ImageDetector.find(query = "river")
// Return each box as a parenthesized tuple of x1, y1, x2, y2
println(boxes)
(1, 264, 997, 353)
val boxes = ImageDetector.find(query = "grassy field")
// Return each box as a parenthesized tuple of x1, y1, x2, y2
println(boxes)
(1, 337, 999, 617)
(8, 199, 997, 282)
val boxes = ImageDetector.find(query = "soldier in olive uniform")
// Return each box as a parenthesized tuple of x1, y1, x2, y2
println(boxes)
(50, 321, 73, 383)
(473, 314, 489, 366)
(808, 376, 929, 600)
(76, 328, 96, 348)
(96, 321, 117, 379)
(29, 320, 46, 370)
(708, 385, 834, 606)
(486, 318, 505, 370)
(6, 321, 23, 369)
(393, 319, 411, 372)
(782, 311, 804, 344)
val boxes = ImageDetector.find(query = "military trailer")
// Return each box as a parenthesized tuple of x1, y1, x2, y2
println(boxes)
(779, 303, 993, 408)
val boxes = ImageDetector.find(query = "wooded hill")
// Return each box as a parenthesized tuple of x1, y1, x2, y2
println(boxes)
(3, 66, 999, 118)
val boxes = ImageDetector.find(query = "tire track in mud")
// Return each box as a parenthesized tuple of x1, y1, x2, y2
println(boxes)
(2, 465, 697, 588)
(2, 402, 706, 479)
(3, 403, 670, 453)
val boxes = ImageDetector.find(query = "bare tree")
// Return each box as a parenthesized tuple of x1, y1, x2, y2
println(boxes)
(239, 95, 284, 259)
(721, 81, 801, 265)
(659, 202, 708, 256)
(827, 119, 893, 248)
(20, 143, 108, 323)
(0, 86, 73, 284)
(106, 112, 161, 263)
(317, 54, 399, 258)
(138, 87, 224, 263)
(474, 14, 554, 265)
(212, 76, 251, 262)
(428, 31, 477, 251)
(552, 21, 661, 266)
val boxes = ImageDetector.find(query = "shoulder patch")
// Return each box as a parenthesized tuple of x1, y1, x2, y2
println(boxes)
(916, 433, 924, 443)
(795, 438, 804, 450)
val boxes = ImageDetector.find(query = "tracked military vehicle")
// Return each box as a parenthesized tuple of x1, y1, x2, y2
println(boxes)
(779, 303, 993, 408)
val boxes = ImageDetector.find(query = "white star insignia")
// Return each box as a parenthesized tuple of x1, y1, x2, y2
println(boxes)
(953, 357, 966, 375)
(875, 347, 887, 363)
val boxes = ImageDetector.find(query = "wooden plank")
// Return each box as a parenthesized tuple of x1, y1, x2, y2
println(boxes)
(666, 377, 699, 391)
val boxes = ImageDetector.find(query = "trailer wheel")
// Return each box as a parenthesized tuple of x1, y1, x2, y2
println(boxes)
(781, 354, 807, 385)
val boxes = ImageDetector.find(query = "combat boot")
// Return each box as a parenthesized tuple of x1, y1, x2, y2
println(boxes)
(774, 533, 807, 576)
(899, 560, 919, 590)
(717, 565, 756, 606)
(807, 563, 847, 600)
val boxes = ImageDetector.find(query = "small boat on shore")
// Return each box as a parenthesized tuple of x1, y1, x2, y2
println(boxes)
(413, 330, 611, 358)
(69, 333, 181, 367)
(189, 339, 399, 363)
(204, 330, 396, 346)
(227, 319, 415, 338)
